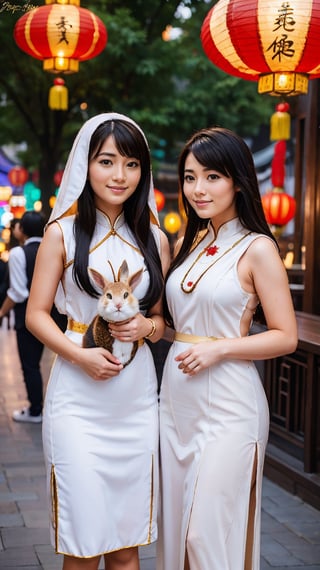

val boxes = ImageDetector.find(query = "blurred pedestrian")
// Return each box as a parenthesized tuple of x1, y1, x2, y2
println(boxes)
(0, 256, 9, 324)
(10, 217, 25, 247)
(0, 211, 46, 423)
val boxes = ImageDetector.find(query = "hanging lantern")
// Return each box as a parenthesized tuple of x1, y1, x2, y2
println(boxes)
(54, 169, 64, 187)
(49, 195, 57, 208)
(0, 187, 12, 202)
(154, 189, 166, 212)
(262, 189, 296, 226)
(14, 0, 107, 74)
(49, 77, 68, 110)
(8, 166, 29, 187)
(10, 195, 26, 218)
(33, 201, 43, 212)
(31, 170, 40, 184)
(201, 0, 320, 96)
(163, 212, 182, 234)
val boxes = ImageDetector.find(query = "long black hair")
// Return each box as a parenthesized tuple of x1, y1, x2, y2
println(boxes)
(165, 126, 277, 326)
(72, 119, 163, 311)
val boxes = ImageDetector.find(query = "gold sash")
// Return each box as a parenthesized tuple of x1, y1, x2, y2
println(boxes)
(174, 331, 220, 343)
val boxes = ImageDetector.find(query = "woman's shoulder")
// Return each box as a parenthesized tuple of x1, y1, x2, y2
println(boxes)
(246, 233, 278, 255)
(54, 214, 75, 232)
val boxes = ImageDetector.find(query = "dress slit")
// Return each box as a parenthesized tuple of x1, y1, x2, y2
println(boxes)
(245, 444, 258, 570)
(50, 465, 59, 552)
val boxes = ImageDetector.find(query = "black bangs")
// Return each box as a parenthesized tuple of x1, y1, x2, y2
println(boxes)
(189, 133, 231, 178)
(112, 121, 148, 162)
(90, 120, 148, 164)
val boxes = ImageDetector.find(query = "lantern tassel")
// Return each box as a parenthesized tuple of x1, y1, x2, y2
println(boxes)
(49, 78, 68, 111)
(270, 102, 290, 141)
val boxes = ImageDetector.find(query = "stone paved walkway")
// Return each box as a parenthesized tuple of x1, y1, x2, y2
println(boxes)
(0, 324, 319, 569)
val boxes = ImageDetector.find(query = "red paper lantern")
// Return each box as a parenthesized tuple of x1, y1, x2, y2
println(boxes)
(54, 169, 64, 187)
(201, 0, 320, 96)
(14, 1, 107, 74)
(8, 166, 29, 187)
(154, 189, 166, 212)
(262, 190, 296, 226)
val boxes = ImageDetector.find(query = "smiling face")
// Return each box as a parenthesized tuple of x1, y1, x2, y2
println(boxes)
(183, 151, 239, 230)
(88, 134, 142, 220)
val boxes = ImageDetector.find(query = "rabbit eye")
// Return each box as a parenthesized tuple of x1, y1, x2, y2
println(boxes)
(106, 293, 112, 299)
(123, 292, 129, 299)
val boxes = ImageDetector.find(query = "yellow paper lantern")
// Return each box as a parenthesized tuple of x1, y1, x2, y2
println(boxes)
(0, 187, 12, 202)
(164, 212, 182, 234)
(49, 195, 57, 208)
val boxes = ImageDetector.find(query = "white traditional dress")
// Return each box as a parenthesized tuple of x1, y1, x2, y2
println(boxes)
(43, 210, 159, 557)
(158, 217, 270, 570)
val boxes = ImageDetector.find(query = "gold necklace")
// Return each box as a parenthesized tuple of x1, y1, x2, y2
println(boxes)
(180, 232, 251, 294)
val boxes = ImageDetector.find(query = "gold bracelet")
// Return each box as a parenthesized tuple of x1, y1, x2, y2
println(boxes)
(145, 318, 156, 339)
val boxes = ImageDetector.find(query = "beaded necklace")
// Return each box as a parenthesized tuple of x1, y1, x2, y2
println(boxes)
(180, 231, 251, 294)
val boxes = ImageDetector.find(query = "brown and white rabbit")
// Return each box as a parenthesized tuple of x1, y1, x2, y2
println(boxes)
(82, 260, 144, 367)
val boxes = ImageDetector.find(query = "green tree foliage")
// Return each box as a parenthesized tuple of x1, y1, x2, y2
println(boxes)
(0, 0, 273, 215)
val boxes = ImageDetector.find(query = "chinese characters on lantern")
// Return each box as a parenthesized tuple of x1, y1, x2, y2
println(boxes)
(267, 2, 295, 62)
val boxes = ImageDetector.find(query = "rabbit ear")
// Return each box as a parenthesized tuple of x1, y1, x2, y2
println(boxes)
(117, 260, 129, 282)
(128, 267, 144, 291)
(88, 267, 108, 290)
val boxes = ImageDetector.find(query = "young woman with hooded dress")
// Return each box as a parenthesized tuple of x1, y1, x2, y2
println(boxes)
(26, 113, 170, 570)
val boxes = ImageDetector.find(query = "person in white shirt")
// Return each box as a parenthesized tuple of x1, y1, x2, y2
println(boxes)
(0, 211, 46, 423)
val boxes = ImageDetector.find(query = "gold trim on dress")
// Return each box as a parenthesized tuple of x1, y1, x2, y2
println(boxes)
(64, 212, 142, 270)
(148, 454, 154, 544)
(180, 232, 251, 294)
(175, 331, 221, 343)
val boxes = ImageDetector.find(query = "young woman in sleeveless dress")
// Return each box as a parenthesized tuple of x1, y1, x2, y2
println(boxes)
(158, 127, 297, 570)
(26, 113, 170, 570)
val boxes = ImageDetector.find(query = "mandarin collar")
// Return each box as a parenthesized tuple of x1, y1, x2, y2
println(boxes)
(96, 209, 125, 232)
(208, 217, 245, 240)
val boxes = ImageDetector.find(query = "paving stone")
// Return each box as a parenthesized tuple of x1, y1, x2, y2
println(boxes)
(0, 545, 39, 566)
(1, 527, 50, 548)
(35, 545, 62, 570)
(261, 536, 305, 566)
(0, 513, 24, 527)
(285, 519, 320, 543)
(0, 567, 40, 570)
(21, 510, 49, 529)
(0, 491, 38, 503)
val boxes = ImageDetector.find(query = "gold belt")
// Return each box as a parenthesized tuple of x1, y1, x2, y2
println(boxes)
(174, 331, 220, 343)
(68, 319, 88, 334)
(67, 318, 144, 346)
